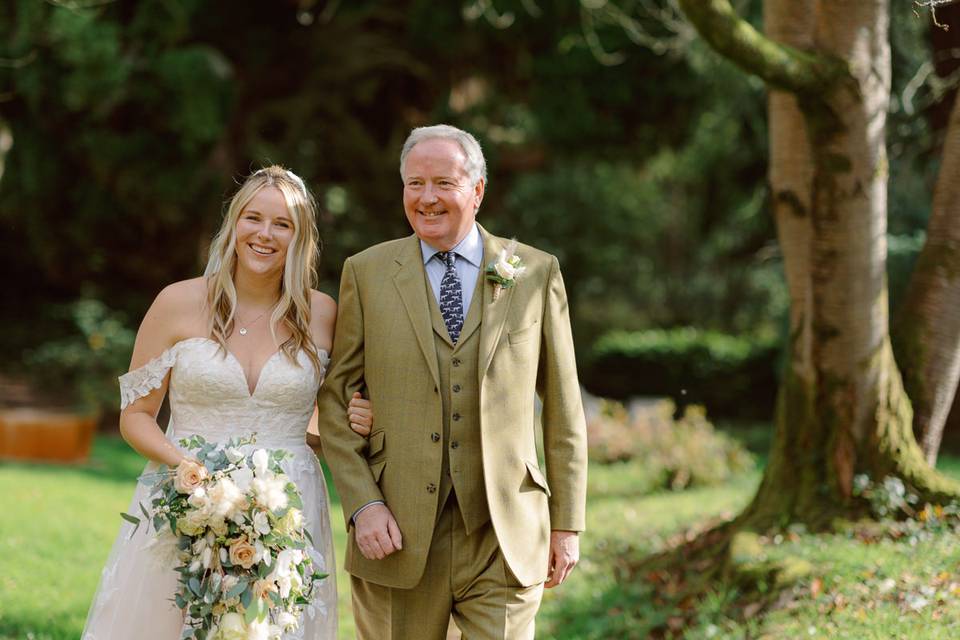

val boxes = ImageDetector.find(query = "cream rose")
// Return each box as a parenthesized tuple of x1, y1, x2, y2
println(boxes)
(174, 459, 209, 494)
(229, 537, 257, 569)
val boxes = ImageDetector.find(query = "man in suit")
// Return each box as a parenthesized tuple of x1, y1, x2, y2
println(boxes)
(318, 124, 587, 639)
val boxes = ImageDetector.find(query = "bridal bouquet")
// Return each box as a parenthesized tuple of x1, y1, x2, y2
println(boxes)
(123, 434, 326, 640)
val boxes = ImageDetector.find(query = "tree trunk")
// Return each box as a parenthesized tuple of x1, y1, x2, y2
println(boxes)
(895, 92, 960, 466)
(679, 0, 960, 528)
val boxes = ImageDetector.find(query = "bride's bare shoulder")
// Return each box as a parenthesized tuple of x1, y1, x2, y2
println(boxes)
(139, 278, 208, 344)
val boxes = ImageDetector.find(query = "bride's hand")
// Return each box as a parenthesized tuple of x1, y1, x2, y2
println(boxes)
(347, 392, 374, 437)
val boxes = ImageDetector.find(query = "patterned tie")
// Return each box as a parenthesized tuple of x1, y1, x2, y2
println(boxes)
(436, 251, 464, 344)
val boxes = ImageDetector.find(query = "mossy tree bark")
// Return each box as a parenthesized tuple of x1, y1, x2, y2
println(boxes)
(894, 93, 960, 467)
(678, 0, 960, 529)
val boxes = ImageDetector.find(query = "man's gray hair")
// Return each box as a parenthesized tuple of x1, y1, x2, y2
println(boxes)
(399, 124, 487, 186)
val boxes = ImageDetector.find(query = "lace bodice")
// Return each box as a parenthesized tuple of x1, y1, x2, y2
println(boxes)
(119, 337, 328, 448)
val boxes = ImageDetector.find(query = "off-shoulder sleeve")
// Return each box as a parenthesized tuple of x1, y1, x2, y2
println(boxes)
(118, 344, 179, 410)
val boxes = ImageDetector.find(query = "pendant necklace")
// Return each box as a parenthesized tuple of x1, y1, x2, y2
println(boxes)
(237, 305, 273, 336)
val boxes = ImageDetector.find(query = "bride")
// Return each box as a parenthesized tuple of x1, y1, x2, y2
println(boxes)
(83, 166, 372, 639)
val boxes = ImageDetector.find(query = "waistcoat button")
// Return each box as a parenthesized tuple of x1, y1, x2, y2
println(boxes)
(431, 432, 440, 442)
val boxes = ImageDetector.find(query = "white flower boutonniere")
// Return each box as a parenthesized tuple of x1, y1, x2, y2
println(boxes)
(485, 239, 526, 301)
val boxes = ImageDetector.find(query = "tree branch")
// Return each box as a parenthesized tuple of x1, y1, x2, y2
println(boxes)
(678, 0, 846, 94)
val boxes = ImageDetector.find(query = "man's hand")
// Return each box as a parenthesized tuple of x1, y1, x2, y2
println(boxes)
(354, 503, 402, 560)
(347, 391, 374, 436)
(545, 530, 579, 588)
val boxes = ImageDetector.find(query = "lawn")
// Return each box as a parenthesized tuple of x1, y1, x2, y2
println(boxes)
(5, 429, 960, 639)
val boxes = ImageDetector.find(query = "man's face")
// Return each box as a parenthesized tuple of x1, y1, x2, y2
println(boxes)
(402, 138, 484, 251)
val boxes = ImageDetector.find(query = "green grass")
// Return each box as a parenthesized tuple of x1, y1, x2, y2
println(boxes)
(7, 429, 960, 639)
(536, 425, 960, 640)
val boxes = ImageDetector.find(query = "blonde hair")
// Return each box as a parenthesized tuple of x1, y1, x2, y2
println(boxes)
(203, 165, 322, 372)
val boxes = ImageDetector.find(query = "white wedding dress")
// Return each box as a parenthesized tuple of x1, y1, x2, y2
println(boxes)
(83, 337, 338, 639)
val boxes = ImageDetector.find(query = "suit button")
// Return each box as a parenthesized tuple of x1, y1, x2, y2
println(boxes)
(452, 358, 461, 367)
(434, 386, 438, 393)
(451, 441, 459, 449)
(427, 483, 437, 493)
(452, 384, 461, 393)
(431, 432, 440, 442)
(452, 413, 461, 421)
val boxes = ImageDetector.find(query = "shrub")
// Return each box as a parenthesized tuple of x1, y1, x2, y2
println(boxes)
(586, 397, 754, 490)
(26, 299, 135, 417)
(583, 327, 781, 420)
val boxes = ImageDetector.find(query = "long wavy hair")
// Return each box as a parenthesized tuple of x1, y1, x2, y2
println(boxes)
(203, 166, 322, 371)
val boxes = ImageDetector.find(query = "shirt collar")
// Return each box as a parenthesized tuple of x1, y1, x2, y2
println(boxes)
(420, 223, 483, 267)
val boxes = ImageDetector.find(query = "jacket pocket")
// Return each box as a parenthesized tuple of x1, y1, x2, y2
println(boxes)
(369, 460, 387, 484)
(524, 460, 551, 497)
(366, 429, 385, 458)
(508, 321, 538, 345)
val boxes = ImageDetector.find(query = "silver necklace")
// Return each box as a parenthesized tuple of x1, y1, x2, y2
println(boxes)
(236, 305, 273, 336)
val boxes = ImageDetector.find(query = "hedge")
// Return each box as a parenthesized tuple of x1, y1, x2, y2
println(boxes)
(583, 328, 781, 420)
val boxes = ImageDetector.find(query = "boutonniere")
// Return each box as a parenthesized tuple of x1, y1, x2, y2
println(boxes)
(485, 239, 526, 301)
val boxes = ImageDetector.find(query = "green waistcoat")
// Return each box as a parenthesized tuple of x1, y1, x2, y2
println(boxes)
(426, 274, 489, 535)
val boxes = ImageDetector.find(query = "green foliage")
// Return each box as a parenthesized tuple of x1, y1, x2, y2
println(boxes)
(25, 300, 135, 415)
(586, 398, 754, 490)
(586, 327, 781, 419)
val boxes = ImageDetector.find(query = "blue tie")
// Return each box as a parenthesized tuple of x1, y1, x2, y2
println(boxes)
(436, 251, 464, 344)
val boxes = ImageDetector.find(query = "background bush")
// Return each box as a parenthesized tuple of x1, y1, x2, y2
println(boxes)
(25, 300, 135, 418)
(584, 328, 781, 420)
(586, 397, 754, 490)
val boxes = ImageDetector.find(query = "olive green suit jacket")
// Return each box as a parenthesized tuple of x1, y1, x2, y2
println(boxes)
(318, 225, 587, 588)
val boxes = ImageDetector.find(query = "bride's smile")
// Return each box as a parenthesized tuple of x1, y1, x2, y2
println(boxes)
(234, 186, 294, 277)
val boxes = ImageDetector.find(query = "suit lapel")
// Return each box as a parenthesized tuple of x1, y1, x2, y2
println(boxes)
(477, 225, 515, 381)
(392, 235, 441, 389)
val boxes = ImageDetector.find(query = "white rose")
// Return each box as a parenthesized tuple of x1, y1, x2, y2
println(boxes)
(252, 449, 270, 477)
(493, 250, 517, 280)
